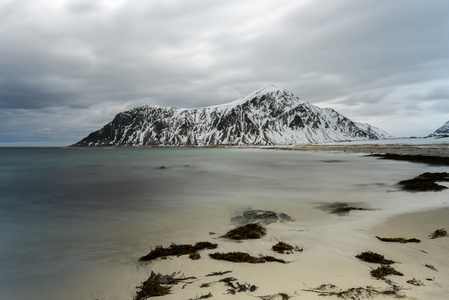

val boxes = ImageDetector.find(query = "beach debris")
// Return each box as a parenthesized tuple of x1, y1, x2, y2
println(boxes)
(304, 283, 405, 298)
(231, 210, 292, 225)
(317, 202, 372, 214)
(189, 252, 201, 260)
(188, 292, 213, 299)
(356, 251, 395, 264)
(219, 277, 257, 294)
(425, 264, 438, 271)
(139, 242, 218, 261)
(272, 241, 303, 254)
(376, 236, 421, 243)
(135, 271, 196, 299)
(406, 278, 424, 286)
(370, 265, 404, 280)
(429, 228, 447, 239)
(209, 252, 288, 264)
(258, 293, 290, 300)
(369, 154, 449, 166)
(205, 270, 232, 277)
(398, 172, 449, 191)
(222, 223, 267, 240)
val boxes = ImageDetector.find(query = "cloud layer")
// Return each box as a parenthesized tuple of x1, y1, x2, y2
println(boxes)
(1, 0, 448, 145)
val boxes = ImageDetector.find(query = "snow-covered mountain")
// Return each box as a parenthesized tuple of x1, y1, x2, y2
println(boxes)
(73, 86, 394, 146)
(429, 120, 449, 136)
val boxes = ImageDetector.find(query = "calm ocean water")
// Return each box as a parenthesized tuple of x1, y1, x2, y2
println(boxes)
(0, 147, 447, 299)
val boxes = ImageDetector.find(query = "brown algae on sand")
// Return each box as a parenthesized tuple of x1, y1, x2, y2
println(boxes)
(356, 251, 395, 264)
(369, 153, 449, 166)
(222, 223, 267, 240)
(209, 252, 288, 264)
(135, 271, 196, 299)
(376, 236, 421, 243)
(398, 172, 449, 191)
(304, 283, 405, 298)
(370, 265, 404, 280)
(139, 242, 217, 261)
(272, 241, 303, 254)
(429, 228, 448, 239)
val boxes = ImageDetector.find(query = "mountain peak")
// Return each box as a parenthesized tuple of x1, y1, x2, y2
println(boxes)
(219, 85, 301, 109)
(73, 87, 393, 147)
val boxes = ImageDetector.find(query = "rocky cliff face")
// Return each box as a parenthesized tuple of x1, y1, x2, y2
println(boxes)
(73, 86, 393, 146)
(429, 120, 449, 137)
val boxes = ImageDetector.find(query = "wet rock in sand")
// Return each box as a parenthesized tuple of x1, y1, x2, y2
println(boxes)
(231, 210, 292, 225)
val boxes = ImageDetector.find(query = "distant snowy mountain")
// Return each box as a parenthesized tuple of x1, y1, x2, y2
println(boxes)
(73, 86, 394, 146)
(429, 120, 449, 136)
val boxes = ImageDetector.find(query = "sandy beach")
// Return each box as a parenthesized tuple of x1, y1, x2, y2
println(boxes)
(135, 207, 449, 300)
(269, 137, 449, 157)
(132, 139, 449, 300)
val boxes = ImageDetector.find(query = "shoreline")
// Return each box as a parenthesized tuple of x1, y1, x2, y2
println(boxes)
(266, 143, 449, 158)
(131, 144, 449, 300)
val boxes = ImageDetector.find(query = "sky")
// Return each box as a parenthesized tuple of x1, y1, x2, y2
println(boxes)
(1, 0, 448, 146)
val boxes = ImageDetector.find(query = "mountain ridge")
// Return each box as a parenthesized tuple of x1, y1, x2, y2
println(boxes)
(73, 86, 394, 147)
(429, 120, 449, 137)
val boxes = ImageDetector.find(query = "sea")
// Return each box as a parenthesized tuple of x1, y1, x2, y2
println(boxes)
(0, 147, 447, 300)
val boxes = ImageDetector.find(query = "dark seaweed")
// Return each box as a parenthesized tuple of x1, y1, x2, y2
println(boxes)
(139, 242, 217, 261)
(356, 251, 395, 264)
(376, 236, 421, 243)
(370, 265, 404, 280)
(209, 252, 288, 264)
(222, 224, 266, 240)
(369, 154, 449, 166)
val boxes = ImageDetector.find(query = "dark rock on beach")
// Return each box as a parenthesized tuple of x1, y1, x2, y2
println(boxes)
(231, 210, 292, 225)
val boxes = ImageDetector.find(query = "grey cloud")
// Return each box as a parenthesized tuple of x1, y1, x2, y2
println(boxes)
(0, 0, 448, 144)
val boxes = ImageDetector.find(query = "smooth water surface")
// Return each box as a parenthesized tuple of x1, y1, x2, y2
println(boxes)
(0, 147, 447, 299)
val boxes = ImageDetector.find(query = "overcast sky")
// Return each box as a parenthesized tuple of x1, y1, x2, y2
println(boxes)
(1, 0, 448, 146)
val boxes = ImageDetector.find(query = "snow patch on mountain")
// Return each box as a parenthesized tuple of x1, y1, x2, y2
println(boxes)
(429, 120, 449, 136)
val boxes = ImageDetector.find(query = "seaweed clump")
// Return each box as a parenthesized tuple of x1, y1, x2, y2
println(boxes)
(139, 242, 217, 261)
(272, 242, 303, 254)
(376, 236, 421, 243)
(369, 154, 449, 166)
(356, 251, 395, 264)
(135, 271, 196, 299)
(222, 224, 266, 240)
(429, 228, 447, 239)
(304, 283, 404, 298)
(398, 172, 449, 191)
(258, 293, 290, 299)
(209, 252, 287, 264)
(370, 265, 404, 280)
(317, 202, 372, 214)
(219, 277, 257, 294)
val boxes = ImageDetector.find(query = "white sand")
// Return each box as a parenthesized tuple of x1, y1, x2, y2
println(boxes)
(132, 205, 449, 300)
